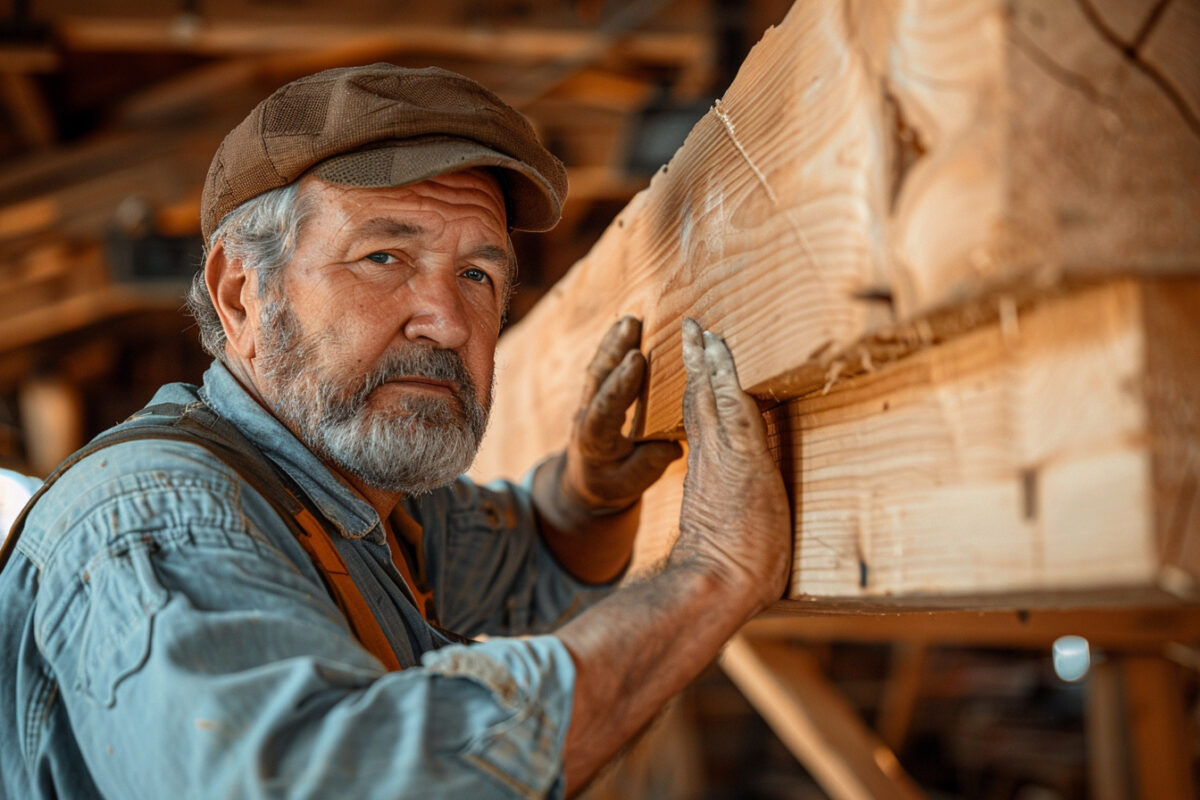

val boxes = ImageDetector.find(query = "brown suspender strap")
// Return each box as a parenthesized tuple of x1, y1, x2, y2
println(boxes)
(291, 508, 402, 671)
(385, 508, 434, 621)
(1, 402, 405, 671)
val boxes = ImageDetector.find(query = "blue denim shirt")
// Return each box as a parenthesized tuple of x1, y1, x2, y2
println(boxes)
(0, 361, 609, 799)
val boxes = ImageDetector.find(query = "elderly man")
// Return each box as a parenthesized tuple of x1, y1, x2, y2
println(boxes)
(0, 65, 790, 798)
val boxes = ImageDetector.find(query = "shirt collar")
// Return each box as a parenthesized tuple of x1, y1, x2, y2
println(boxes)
(197, 360, 381, 541)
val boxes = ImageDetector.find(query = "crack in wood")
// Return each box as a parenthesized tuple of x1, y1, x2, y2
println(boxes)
(712, 98, 779, 206)
(1129, 0, 1173, 49)
(881, 79, 927, 213)
(1009, 26, 1115, 110)
(1072, 0, 1199, 137)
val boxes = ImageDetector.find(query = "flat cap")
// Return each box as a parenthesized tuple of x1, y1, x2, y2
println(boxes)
(201, 64, 567, 240)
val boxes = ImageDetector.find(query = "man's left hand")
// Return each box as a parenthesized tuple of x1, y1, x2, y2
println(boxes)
(532, 315, 682, 580)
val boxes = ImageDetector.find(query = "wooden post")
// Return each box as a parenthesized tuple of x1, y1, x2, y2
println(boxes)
(720, 635, 925, 800)
(1086, 659, 1131, 800)
(1122, 656, 1196, 799)
(876, 643, 927, 754)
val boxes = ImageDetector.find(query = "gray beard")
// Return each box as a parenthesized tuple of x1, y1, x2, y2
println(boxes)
(256, 299, 492, 495)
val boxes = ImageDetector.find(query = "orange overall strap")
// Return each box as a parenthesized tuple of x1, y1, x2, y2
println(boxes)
(2, 403, 408, 672)
(290, 507, 404, 672)
(386, 507, 435, 621)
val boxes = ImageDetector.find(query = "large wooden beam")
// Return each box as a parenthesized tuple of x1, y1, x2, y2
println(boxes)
(619, 279, 1200, 607)
(474, 0, 1200, 459)
(472, 0, 1200, 610)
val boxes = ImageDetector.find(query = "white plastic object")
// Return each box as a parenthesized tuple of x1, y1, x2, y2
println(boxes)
(1052, 635, 1090, 682)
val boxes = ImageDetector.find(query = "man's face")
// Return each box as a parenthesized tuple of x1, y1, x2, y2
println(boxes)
(251, 169, 512, 495)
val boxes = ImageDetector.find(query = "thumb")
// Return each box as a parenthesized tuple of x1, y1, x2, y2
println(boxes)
(681, 318, 716, 439)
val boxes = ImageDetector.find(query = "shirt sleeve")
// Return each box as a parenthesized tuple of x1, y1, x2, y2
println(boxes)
(24, 441, 575, 800)
(417, 470, 618, 638)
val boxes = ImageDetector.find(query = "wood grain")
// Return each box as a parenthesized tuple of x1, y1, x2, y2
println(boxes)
(624, 280, 1198, 606)
(471, 0, 1200, 609)
(478, 0, 889, 469)
(473, 0, 1200, 473)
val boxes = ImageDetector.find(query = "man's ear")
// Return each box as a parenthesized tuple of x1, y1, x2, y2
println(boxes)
(206, 239, 259, 360)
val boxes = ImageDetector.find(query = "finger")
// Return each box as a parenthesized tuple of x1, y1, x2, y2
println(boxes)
(578, 350, 644, 457)
(594, 347, 647, 423)
(681, 318, 717, 438)
(618, 440, 684, 486)
(702, 330, 768, 441)
(580, 315, 642, 408)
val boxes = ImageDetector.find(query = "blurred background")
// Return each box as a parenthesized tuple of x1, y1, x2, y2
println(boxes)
(0, 2, 1195, 798)
(0, 0, 791, 478)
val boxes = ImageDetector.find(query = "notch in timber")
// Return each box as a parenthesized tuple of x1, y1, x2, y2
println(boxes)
(1021, 467, 1039, 521)
(851, 287, 894, 307)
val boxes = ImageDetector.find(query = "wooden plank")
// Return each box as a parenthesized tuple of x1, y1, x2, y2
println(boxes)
(603, 280, 1199, 607)
(0, 284, 184, 356)
(720, 635, 925, 800)
(0, 72, 56, 149)
(473, 0, 1200, 472)
(0, 126, 230, 245)
(778, 280, 1185, 602)
(1085, 659, 1131, 800)
(480, 0, 887, 453)
(1122, 655, 1197, 799)
(741, 606, 1200, 649)
(0, 242, 107, 320)
(0, 45, 58, 73)
(876, 643, 927, 753)
(0, 197, 56, 238)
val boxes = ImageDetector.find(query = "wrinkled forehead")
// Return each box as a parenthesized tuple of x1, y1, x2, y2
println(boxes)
(301, 167, 509, 233)
(293, 169, 517, 288)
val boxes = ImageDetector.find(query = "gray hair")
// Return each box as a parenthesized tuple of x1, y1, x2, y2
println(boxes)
(186, 182, 311, 359)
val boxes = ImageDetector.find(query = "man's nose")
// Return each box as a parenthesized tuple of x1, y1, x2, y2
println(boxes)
(400, 270, 471, 349)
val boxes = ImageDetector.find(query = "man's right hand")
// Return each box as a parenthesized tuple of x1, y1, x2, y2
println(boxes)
(557, 318, 792, 795)
(670, 317, 791, 615)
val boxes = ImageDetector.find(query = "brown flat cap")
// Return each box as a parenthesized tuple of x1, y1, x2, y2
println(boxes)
(201, 64, 567, 240)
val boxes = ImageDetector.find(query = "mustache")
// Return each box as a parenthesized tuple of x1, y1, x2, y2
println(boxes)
(349, 346, 477, 408)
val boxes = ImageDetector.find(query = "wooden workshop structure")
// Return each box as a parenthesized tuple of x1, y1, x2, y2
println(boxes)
(1, 0, 1197, 797)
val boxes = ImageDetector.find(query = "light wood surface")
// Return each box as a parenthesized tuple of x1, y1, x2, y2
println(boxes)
(617, 280, 1200, 606)
(468, 2, 1200, 610)
(473, 0, 1200, 463)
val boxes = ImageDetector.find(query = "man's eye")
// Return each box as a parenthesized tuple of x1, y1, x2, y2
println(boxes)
(462, 267, 491, 284)
(366, 252, 395, 265)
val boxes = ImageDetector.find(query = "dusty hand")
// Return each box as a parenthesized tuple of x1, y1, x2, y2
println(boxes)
(547, 316, 683, 525)
(671, 318, 791, 612)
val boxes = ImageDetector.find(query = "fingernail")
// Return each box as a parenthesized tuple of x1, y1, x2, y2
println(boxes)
(681, 319, 700, 357)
